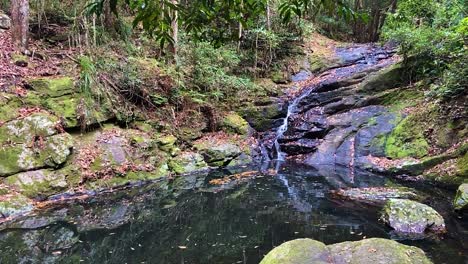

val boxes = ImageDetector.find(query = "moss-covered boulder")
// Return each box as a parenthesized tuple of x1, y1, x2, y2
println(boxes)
(0, 193, 33, 218)
(28, 77, 74, 98)
(328, 238, 432, 264)
(168, 152, 208, 174)
(241, 102, 286, 132)
(453, 183, 468, 210)
(222, 112, 250, 135)
(260, 238, 432, 264)
(155, 134, 179, 156)
(260, 238, 330, 264)
(194, 135, 243, 167)
(381, 199, 446, 234)
(4, 169, 68, 199)
(0, 113, 74, 176)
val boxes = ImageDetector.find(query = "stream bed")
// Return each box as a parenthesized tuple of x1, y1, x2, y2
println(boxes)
(0, 162, 466, 264)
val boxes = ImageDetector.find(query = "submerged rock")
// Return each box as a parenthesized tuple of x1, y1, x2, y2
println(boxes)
(453, 183, 468, 210)
(260, 238, 432, 264)
(331, 187, 420, 205)
(381, 199, 446, 234)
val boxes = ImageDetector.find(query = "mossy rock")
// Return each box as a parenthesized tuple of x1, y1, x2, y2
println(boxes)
(0, 193, 33, 218)
(385, 116, 429, 159)
(260, 238, 432, 264)
(194, 140, 242, 167)
(155, 135, 179, 155)
(453, 183, 468, 210)
(0, 113, 59, 144)
(28, 77, 74, 98)
(4, 169, 68, 199)
(168, 152, 208, 174)
(260, 238, 329, 264)
(0, 114, 74, 176)
(360, 63, 408, 94)
(381, 199, 445, 234)
(328, 238, 432, 264)
(222, 112, 249, 135)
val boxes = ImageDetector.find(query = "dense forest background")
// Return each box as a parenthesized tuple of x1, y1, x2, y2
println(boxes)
(1, 0, 466, 125)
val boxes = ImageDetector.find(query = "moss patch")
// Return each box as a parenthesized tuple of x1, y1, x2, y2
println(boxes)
(385, 115, 429, 159)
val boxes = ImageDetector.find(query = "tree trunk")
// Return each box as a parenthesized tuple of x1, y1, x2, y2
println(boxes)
(103, 0, 117, 35)
(170, 0, 178, 58)
(11, 0, 29, 52)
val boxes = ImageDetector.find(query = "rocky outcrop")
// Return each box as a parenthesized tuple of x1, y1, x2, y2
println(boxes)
(193, 132, 251, 167)
(0, 192, 33, 218)
(4, 169, 68, 199)
(0, 113, 73, 176)
(260, 238, 432, 264)
(453, 183, 468, 210)
(168, 152, 207, 174)
(381, 199, 446, 234)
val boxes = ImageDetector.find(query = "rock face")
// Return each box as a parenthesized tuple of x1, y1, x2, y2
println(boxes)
(453, 183, 468, 210)
(0, 13, 11, 29)
(261, 45, 402, 166)
(0, 113, 74, 176)
(4, 169, 68, 199)
(381, 199, 446, 234)
(0, 193, 33, 218)
(260, 238, 432, 264)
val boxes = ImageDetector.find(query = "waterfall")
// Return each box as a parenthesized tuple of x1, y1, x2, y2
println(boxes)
(274, 86, 315, 160)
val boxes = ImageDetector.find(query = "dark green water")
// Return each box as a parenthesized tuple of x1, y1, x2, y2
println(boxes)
(0, 162, 466, 264)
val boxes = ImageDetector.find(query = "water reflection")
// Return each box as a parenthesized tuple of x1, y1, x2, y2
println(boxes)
(0, 162, 466, 264)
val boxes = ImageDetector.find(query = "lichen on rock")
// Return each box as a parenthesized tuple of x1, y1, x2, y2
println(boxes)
(381, 199, 446, 234)
(453, 183, 468, 210)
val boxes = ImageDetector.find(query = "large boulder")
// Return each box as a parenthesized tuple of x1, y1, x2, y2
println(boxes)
(222, 112, 250, 135)
(260, 238, 432, 264)
(0, 113, 74, 176)
(4, 169, 68, 199)
(453, 183, 468, 210)
(260, 239, 330, 264)
(328, 238, 432, 264)
(168, 152, 208, 174)
(193, 133, 247, 167)
(381, 199, 446, 234)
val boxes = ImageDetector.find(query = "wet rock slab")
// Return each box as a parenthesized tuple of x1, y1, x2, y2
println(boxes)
(331, 187, 421, 205)
(260, 238, 432, 264)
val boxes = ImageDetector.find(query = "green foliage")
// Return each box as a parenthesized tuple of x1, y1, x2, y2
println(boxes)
(178, 42, 260, 104)
(382, 0, 467, 99)
(78, 55, 97, 97)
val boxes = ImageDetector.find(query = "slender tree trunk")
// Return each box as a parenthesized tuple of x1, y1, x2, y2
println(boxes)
(266, 0, 271, 31)
(103, 0, 117, 35)
(11, 0, 29, 52)
(170, 0, 178, 58)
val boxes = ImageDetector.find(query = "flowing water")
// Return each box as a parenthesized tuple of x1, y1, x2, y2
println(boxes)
(0, 162, 466, 264)
(271, 44, 397, 160)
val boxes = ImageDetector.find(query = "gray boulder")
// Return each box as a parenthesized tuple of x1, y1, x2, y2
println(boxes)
(381, 199, 446, 234)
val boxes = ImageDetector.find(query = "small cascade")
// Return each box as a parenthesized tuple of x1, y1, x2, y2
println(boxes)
(274, 87, 315, 161)
(268, 43, 397, 161)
